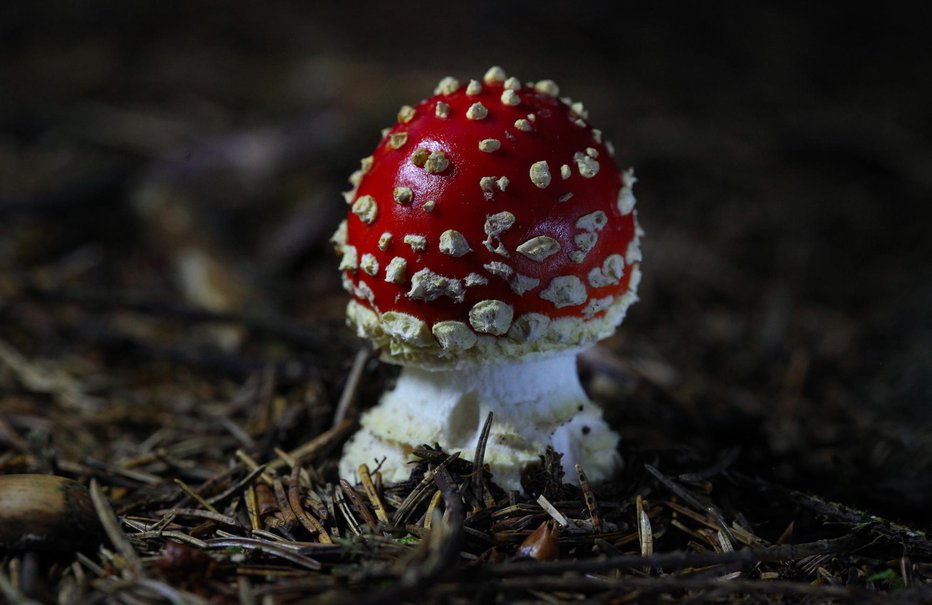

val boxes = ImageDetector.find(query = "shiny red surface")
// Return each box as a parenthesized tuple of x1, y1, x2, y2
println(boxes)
(343, 78, 637, 326)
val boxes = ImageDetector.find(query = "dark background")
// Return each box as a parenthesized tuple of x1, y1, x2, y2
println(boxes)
(2, 3, 930, 523)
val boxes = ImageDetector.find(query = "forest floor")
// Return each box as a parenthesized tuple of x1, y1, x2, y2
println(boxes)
(1, 3, 930, 603)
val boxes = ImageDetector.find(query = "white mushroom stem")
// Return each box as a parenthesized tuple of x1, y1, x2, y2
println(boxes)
(339, 351, 621, 490)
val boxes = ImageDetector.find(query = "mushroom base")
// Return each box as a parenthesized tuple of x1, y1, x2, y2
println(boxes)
(339, 351, 621, 491)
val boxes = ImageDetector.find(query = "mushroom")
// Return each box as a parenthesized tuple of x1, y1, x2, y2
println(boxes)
(333, 67, 643, 490)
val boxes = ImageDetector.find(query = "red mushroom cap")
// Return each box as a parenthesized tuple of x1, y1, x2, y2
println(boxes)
(333, 68, 642, 367)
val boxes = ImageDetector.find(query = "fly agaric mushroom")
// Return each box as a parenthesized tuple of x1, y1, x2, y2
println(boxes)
(333, 67, 643, 490)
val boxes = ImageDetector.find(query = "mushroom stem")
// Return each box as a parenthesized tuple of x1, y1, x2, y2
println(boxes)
(339, 351, 620, 490)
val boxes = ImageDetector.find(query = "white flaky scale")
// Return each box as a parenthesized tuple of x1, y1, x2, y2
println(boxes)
(439, 229, 471, 257)
(337, 67, 642, 491)
(410, 147, 429, 166)
(397, 105, 416, 124)
(530, 161, 552, 189)
(517, 235, 561, 261)
(617, 168, 637, 215)
(484, 211, 516, 238)
(574, 151, 600, 178)
(574, 232, 598, 254)
(330, 219, 347, 251)
(480, 176, 497, 199)
(570, 101, 589, 119)
(432, 320, 477, 351)
(403, 234, 427, 251)
(534, 80, 560, 96)
(576, 210, 608, 232)
(378, 232, 392, 251)
(483, 211, 515, 256)
(469, 299, 513, 335)
(480, 176, 509, 199)
(360, 253, 379, 276)
(434, 76, 460, 95)
(625, 235, 643, 265)
(380, 311, 432, 347)
(464, 272, 489, 287)
(338, 244, 357, 272)
(540, 275, 588, 308)
(424, 150, 449, 174)
(353, 280, 375, 305)
(582, 295, 614, 318)
(479, 138, 501, 153)
(566, 210, 607, 263)
(510, 273, 540, 295)
(351, 195, 378, 224)
(384, 256, 407, 284)
(501, 89, 521, 106)
(407, 268, 464, 303)
(484, 261, 513, 279)
(483, 65, 506, 84)
(388, 132, 408, 150)
(393, 186, 413, 205)
(588, 254, 625, 287)
(466, 102, 489, 120)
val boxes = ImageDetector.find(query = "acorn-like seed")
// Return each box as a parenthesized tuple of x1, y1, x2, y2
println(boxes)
(0, 474, 103, 550)
(516, 520, 560, 560)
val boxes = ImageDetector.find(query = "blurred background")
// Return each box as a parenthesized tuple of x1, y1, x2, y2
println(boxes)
(1, 2, 930, 521)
